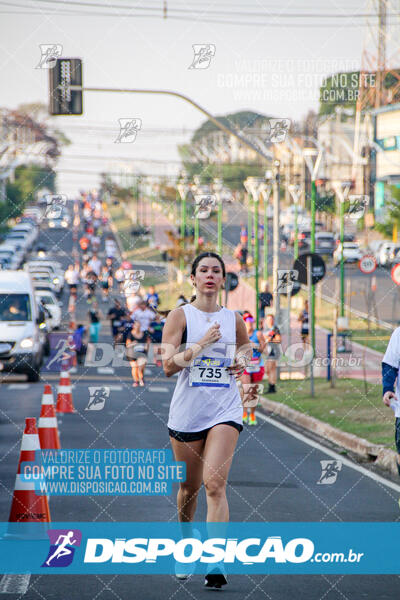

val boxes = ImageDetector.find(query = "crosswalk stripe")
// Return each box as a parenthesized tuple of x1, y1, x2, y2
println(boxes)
(7, 384, 29, 390)
(148, 386, 169, 393)
(97, 367, 115, 375)
(0, 574, 30, 594)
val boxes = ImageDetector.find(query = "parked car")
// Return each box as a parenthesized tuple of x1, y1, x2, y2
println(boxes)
(26, 264, 63, 295)
(5, 231, 31, 255)
(315, 232, 336, 256)
(0, 270, 46, 381)
(12, 223, 38, 248)
(34, 290, 61, 330)
(0, 244, 23, 269)
(30, 272, 57, 294)
(333, 242, 363, 265)
(27, 260, 64, 290)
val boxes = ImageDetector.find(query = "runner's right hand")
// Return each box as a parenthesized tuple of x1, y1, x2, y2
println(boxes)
(383, 391, 397, 407)
(200, 323, 221, 347)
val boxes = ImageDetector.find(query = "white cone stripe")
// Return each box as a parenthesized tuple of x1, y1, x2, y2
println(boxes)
(42, 396, 54, 405)
(38, 418, 58, 428)
(14, 475, 37, 491)
(57, 386, 71, 393)
(20, 435, 40, 451)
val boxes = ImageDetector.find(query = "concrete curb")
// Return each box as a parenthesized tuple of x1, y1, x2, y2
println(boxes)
(259, 396, 399, 477)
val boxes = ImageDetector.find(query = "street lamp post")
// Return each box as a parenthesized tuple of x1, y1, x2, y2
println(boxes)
(213, 178, 224, 257)
(247, 192, 252, 258)
(177, 175, 189, 274)
(271, 162, 281, 328)
(332, 181, 351, 318)
(245, 177, 266, 329)
(192, 175, 201, 253)
(288, 183, 302, 260)
(260, 180, 272, 282)
(303, 147, 323, 358)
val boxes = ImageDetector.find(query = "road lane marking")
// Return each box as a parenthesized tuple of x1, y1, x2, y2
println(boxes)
(148, 386, 169, 393)
(108, 385, 123, 391)
(7, 384, 29, 390)
(97, 367, 115, 375)
(0, 574, 30, 594)
(256, 411, 400, 493)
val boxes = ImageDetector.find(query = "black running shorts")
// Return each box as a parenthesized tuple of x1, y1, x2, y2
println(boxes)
(168, 421, 243, 442)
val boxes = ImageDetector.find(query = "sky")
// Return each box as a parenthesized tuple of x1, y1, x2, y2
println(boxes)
(0, 0, 377, 196)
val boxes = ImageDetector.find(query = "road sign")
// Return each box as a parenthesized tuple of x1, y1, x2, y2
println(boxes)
(391, 263, 400, 285)
(359, 255, 377, 274)
(225, 272, 239, 292)
(293, 253, 326, 285)
(49, 58, 83, 115)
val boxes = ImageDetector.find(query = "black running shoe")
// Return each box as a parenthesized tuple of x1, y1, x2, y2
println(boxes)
(204, 569, 228, 589)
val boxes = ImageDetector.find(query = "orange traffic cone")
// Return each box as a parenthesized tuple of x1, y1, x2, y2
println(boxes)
(38, 385, 61, 449)
(56, 369, 75, 413)
(8, 418, 51, 526)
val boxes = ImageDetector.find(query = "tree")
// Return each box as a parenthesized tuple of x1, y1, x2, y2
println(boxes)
(375, 185, 400, 238)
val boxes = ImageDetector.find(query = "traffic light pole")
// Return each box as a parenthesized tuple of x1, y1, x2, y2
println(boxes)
(73, 86, 271, 161)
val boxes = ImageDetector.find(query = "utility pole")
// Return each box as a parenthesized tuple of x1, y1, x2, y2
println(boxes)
(271, 161, 281, 326)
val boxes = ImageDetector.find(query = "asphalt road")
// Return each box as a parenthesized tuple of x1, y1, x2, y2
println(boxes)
(1, 213, 400, 598)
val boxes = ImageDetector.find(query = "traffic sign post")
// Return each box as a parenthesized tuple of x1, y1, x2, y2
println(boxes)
(359, 255, 377, 275)
(391, 263, 400, 285)
(292, 253, 326, 286)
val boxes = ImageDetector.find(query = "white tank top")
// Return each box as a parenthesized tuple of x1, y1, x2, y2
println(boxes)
(167, 304, 242, 432)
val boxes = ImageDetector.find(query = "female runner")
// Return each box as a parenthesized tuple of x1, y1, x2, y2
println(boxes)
(162, 252, 251, 588)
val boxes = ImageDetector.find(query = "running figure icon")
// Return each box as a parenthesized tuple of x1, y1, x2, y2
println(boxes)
(46, 531, 77, 566)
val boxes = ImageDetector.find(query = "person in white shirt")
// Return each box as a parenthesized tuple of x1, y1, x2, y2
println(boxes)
(126, 292, 143, 313)
(133, 300, 155, 332)
(88, 254, 101, 276)
(64, 264, 80, 291)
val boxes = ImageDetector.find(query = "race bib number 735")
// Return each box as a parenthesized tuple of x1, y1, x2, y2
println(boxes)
(189, 356, 231, 387)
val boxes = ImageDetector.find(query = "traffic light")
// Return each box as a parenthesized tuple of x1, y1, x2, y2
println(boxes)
(49, 58, 83, 115)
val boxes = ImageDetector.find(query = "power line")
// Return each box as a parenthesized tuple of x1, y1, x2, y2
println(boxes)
(12, 0, 400, 18)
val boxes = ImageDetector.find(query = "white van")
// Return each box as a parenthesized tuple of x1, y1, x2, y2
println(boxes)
(0, 271, 46, 381)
